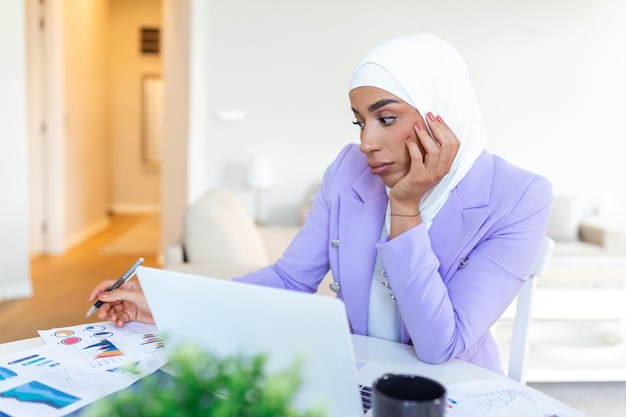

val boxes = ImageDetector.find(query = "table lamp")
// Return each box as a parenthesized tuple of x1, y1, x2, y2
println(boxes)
(246, 154, 274, 224)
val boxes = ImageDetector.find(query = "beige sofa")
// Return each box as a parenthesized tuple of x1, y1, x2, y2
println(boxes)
(527, 194, 626, 334)
(506, 196, 626, 381)
(541, 195, 626, 287)
(163, 188, 334, 295)
(492, 195, 626, 382)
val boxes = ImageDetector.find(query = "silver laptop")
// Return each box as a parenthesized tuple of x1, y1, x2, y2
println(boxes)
(137, 266, 366, 417)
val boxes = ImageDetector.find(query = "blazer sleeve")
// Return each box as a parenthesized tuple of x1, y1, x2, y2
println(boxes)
(378, 175, 553, 364)
(233, 145, 355, 292)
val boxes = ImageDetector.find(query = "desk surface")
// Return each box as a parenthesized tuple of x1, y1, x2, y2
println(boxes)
(0, 334, 586, 417)
(350, 334, 498, 386)
(0, 334, 497, 384)
(0, 337, 44, 357)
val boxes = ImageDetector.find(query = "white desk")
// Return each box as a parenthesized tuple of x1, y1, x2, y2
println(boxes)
(350, 334, 498, 386)
(0, 334, 587, 417)
(0, 334, 497, 384)
(0, 337, 44, 357)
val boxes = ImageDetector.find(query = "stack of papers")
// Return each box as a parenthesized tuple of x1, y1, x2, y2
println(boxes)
(0, 321, 167, 417)
(446, 379, 588, 417)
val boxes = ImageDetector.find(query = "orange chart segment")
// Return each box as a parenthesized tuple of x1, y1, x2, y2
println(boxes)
(55, 337, 129, 372)
(83, 339, 124, 360)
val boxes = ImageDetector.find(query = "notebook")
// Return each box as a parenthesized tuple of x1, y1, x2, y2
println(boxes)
(136, 266, 368, 417)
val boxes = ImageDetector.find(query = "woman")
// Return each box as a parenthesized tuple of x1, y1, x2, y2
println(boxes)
(88, 34, 552, 374)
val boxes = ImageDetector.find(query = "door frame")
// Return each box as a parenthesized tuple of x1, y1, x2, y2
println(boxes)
(26, 0, 65, 255)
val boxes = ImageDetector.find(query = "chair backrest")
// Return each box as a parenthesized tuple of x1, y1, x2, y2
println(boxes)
(183, 188, 269, 266)
(507, 236, 555, 383)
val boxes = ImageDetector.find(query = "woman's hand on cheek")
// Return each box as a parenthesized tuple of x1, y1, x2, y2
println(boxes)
(389, 131, 426, 208)
(424, 112, 460, 179)
(390, 112, 459, 207)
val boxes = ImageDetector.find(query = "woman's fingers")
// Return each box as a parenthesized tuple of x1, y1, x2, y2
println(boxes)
(87, 279, 154, 326)
(415, 116, 441, 158)
(398, 112, 460, 201)
(425, 113, 460, 176)
(98, 286, 143, 305)
(86, 279, 118, 303)
(413, 115, 445, 183)
(109, 308, 134, 328)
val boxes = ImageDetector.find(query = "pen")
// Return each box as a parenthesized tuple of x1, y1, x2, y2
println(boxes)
(85, 257, 144, 318)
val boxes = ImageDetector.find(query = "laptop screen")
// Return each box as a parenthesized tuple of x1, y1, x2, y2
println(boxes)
(137, 266, 365, 416)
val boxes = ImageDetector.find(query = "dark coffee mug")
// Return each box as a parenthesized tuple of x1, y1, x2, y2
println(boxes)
(372, 374, 446, 417)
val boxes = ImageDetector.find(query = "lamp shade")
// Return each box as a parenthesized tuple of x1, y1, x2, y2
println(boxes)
(246, 154, 274, 190)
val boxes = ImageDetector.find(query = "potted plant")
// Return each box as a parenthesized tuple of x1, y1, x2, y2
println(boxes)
(85, 344, 327, 417)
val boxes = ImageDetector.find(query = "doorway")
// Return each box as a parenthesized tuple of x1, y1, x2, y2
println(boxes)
(26, 0, 163, 256)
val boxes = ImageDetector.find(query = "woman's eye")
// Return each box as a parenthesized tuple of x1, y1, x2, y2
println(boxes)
(352, 120, 365, 129)
(380, 116, 397, 125)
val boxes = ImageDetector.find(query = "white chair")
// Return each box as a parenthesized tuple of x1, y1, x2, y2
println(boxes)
(506, 236, 555, 383)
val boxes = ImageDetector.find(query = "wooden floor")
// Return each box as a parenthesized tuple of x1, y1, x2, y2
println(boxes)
(0, 215, 161, 344)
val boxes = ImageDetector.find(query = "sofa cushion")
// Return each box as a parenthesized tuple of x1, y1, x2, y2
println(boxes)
(551, 240, 606, 257)
(546, 196, 584, 241)
(183, 189, 268, 266)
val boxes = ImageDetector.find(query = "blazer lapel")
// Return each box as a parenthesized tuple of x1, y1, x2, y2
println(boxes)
(336, 169, 387, 335)
(428, 151, 494, 280)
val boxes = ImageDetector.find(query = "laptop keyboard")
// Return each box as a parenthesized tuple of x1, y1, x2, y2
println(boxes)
(359, 385, 372, 413)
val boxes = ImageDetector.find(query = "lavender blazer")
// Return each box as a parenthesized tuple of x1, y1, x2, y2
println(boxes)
(236, 144, 552, 373)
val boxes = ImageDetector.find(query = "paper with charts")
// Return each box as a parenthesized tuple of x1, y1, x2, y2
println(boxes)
(446, 378, 588, 417)
(0, 322, 167, 417)
(37, 321, 166, 374)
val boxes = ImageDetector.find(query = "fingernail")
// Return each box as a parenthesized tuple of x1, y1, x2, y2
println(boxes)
(427, 112, 435, 122)
(436, 115, 444, 124)
(415, 121, 424, 131)
(100, 293, 108, 299)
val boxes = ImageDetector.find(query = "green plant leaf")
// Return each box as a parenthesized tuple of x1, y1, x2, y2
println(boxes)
(84, 344, 327, 417)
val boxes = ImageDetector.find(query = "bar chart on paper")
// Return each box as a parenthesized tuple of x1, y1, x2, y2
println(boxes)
(1, 379, 81, 410)
(0, 346, 86, 415)
(0, 342, 167, 417)
(81, 339, 124, 369)
(38, 322, 166, 373)
(42, 326, 127, 372)
(0, 320, 168, 417)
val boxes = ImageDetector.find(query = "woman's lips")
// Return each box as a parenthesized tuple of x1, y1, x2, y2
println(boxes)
(369, 162, 394, 175)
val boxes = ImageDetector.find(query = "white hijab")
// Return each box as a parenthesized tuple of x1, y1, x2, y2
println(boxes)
(349, 34, 486, 228)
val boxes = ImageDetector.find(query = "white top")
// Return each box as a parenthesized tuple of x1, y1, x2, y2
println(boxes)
(367, 195, 401, 342)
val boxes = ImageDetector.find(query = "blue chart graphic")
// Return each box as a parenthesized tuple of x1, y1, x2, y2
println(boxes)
(84, 325, 105, 332)
(0, 367, 17, 381)
(6, 354, 60, 369)
(83, 339, 123, 360)
(0, 380, 81, 409)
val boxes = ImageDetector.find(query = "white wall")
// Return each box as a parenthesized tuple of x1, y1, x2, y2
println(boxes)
(63, 0, 112, 247)
(0, 2, 32, 299)
(183, 0, 626, 227)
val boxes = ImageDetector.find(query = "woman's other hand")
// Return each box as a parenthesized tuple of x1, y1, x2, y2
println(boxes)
(86, 279, 154, 327)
